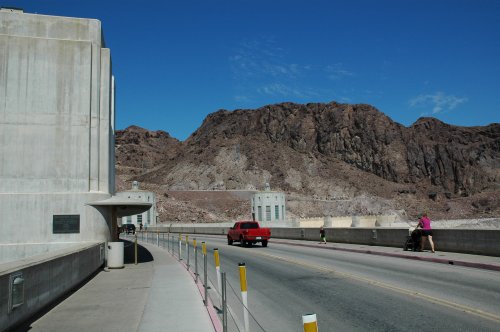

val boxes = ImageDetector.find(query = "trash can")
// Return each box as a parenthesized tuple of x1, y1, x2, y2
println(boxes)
(107, 242, 124, 269)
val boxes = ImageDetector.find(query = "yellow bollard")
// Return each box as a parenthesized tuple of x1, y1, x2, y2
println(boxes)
(302, 313, 318, 332)
(214, 248, 222, 305)
(202, 242, 207, 256)
(239, 263, 249, 332)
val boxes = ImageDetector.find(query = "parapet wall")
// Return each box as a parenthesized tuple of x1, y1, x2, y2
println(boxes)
(0, 242, 104, 331)
(149, 226, 500, 257)
(295, 215, 398, 228)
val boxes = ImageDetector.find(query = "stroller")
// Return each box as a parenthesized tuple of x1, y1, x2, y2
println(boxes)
(404, 228, 422, 251)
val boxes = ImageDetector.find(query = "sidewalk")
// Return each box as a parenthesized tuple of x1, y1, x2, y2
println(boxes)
(25, 241, 216, 332)
(272, 238, 500, 272)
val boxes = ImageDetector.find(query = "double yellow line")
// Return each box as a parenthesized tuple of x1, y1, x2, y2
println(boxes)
(253, 250, 500, 324)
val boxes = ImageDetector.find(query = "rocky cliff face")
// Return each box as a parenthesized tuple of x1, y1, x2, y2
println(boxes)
(115, 102, 500, 222)
(188, 102, 499, 196)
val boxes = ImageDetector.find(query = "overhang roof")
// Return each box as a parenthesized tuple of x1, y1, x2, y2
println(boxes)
(87, 196, 152, 217)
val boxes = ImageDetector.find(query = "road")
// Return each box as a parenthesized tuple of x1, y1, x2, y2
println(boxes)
(156, 234, 500, 331)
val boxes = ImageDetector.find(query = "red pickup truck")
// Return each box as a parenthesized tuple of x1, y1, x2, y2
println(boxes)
(227, 221, 271, 247)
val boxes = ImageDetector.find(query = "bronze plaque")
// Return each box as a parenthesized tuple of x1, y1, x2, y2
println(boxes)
(53, 215, 80, 234)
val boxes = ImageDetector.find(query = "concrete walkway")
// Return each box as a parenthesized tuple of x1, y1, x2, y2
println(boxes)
(25, 241, 216, 332)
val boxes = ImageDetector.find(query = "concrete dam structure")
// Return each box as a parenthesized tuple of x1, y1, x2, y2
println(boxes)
(0, 8, 150, 330)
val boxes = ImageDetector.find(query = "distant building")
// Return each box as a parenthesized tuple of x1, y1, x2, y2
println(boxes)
(251, 183, 286, 222)
(0, 8, 149, 262)
(117, 182, 157, 228)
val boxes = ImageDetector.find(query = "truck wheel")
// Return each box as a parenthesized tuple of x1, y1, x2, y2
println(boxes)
(227, 237, 233, 245)
(262, 240, 268, 247)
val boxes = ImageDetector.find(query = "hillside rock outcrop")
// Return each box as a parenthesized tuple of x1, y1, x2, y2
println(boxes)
(115, 102, 500, 222)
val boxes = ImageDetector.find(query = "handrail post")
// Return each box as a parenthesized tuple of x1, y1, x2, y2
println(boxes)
(214, 248, 222, 307)
(194, 238, 198, 283)
(134, 234, 138, 265)
(202, 242, 207, 306)
(222, 272, 227, 332)
(239, 262, 249, 332)
(185, 234, 189, 263)
(178, 234, 182, 261)
(302, 314, 318, 332)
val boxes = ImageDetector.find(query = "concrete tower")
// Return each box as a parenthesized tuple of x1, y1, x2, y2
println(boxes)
(0, 8, 149, 262)
(251, 183, 286, 223)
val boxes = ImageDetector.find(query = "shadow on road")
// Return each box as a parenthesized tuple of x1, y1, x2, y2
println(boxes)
(121, 239, 154, 264)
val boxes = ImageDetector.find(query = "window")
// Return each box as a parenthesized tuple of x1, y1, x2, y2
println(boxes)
(275, 205, 279, 219)
(137, 215, 143, 224)
(147, 209, 151, 224)
(241, 222, 258, 229)
(265, 206, 271, 221)
(127, 216, 132, 224)
(258, 206, 262, 221)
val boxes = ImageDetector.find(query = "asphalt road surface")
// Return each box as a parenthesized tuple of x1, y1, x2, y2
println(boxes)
(159, 234, 500, 332)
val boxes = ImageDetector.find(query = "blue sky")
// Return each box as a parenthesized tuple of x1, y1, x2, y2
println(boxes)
(6, 0, 500, 140)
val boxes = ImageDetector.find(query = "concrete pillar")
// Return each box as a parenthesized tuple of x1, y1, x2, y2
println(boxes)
(351, 216, 360, 227)
(324, 216, 333, 227)
(376, 215, 396, 227)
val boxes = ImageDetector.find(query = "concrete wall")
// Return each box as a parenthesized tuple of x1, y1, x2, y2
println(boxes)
(294, 215, 398, 228)
(0, 242, 104, 331)
(149, 226, 500, 257)
(296, 217, 324, 228)
(0, 10, 115, 249)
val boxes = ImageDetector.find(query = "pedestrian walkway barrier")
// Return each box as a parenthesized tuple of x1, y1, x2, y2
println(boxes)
(130, 232, 287, 331)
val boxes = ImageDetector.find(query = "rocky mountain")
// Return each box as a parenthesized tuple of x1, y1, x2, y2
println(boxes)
(115, 102, 500, 223)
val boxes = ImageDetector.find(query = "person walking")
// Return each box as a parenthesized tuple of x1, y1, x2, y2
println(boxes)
(416, 213, 435, 253)
(319, 226, 327, 244)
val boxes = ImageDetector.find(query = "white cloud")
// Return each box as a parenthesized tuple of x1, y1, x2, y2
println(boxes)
(234, 95, 251, 103)
(409, 92, 468, 115)
(257, 83, 319, 99)
(229, 39, 308, 81)
(325, 63, 354, 80)
(229, 39, 352, 102)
